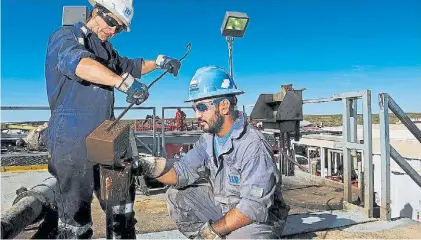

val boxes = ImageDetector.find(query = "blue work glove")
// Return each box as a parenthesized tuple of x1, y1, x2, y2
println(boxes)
(116, 73, 150, 105)
(155, 55, 181, 77)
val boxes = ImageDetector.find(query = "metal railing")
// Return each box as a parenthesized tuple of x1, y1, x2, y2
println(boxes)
(378, 93, 421, 220)
(301, 90, 374, 217)
(160, 106, 198, 157)
(1, 105, 158, 156)
(244, 90, 375, 218)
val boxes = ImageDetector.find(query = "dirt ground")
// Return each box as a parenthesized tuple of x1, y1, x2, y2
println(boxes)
(91, 188, 177, 238)
(288, 224, 421, 239)
(16, 177, 421, 239)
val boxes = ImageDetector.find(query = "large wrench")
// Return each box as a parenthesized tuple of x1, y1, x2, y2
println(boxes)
(107, 43, 192, 131)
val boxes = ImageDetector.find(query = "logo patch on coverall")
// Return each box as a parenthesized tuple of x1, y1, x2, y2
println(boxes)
(228, 174, 240, 186)
(250, 185, 264, 198)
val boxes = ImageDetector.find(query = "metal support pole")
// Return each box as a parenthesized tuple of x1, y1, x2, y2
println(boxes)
(343, 98, 353, 203)
(320, 147, 326, 178)
(390, 147, 421, 188)
(327, 149, 332, 176)
(350, 99, 358, 186)
(152, 107, 156, 156)
(350, 99, 358, 142)
(358, 154, 364, 203)
(161, 108, 166, 157)
(286, 132, 293, 176)
(307, 147, 311, 172)
(363, 91, 374, 217)
(385, 94, 421, 142)
(226, 36, 234, 80)
(379, 93, 391, 220)
(279, 132, 285, 175)
(334, 153, 338, 174)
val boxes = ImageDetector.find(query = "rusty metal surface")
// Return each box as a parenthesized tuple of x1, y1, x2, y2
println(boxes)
(86, 120, 131, 166)
(99, 164, 132, 202)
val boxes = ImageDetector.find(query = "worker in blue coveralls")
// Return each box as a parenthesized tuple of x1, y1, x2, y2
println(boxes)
(136, 66, 290, 239)
(44, 0, 181, 238)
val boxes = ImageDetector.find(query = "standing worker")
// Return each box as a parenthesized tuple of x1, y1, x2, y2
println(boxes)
(44, 0, 181, 238)
(136, 66, 290, 239)
(175, 107, 186, 131)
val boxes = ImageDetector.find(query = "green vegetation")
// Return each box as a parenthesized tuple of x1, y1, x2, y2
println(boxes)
(304, 113, 421, 127)
(2, 113, 420, 129)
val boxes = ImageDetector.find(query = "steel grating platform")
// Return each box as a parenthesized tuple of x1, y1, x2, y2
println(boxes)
(1, 153, 49, 166)
(0, 152, 49, 172)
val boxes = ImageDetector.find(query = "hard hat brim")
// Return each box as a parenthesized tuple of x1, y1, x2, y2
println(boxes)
(184, 89, 244, 102)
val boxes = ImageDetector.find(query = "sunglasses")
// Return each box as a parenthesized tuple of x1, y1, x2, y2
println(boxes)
(192, 98, 230, 113)
(98, 11, 125, 33)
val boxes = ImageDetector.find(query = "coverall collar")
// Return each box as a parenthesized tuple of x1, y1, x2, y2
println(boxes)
(205, 111, 248, 161)
(73, 22, 104, 43)
(217, 111, 247, 156)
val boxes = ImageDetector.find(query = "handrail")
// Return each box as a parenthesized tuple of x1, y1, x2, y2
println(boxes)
(1, 105, 158, 156)
(379, 93, 421, 221)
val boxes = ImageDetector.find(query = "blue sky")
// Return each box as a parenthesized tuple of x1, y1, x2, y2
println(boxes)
(1, 0, 420, 122)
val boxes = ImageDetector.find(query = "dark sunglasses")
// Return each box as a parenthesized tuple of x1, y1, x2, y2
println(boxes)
(192, 98, 230, 113)
(98, 11, 125, 33)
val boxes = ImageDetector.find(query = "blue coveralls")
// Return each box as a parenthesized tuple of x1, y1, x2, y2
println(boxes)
(44, 22, 142, 237)
(167, 112, 290, 239)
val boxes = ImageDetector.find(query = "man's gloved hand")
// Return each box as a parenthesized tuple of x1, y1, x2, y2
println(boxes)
(115, 73, 149, 105)
(195, 221, 222, 240)
(131, 156, 162, 177)
(155, 55, 181, 77)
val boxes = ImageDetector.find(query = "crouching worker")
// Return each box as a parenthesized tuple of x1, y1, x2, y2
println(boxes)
(135, 66, 290, 239)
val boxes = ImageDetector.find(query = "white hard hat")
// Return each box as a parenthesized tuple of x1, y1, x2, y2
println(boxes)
(89, 0, 134, 32)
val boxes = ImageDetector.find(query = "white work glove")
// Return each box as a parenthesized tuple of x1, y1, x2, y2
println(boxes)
(155, 55, 181, 77)
(115, 73, 149, 105)
(194, 221, 222, 240)
(132, 156, 168, 178)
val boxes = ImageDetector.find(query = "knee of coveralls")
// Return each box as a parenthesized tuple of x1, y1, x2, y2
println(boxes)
(166, 185, 223, 239)
(47, 115, 96, 228)
(49, 157, 95, 227)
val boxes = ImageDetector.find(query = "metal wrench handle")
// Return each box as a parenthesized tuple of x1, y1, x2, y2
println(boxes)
(106, 43, 192, 131)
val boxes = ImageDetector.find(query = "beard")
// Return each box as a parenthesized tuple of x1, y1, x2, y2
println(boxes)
(203, 111, 224, 134)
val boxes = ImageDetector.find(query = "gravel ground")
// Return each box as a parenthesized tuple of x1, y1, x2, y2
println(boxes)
(4, 172, 420, 239)
(288, 223, 421, 239)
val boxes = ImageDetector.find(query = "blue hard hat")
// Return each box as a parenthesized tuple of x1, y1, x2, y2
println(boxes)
(185, 66, 245, 102)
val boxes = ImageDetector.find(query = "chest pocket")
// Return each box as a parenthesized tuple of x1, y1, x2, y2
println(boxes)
(223, 155, 241, 197)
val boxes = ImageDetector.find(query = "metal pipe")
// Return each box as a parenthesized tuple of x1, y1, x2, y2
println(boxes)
(342, 98, 352, 203)
(390, 147, 421, 188)
(279, 149, 309, 173)
(303, 97, 338, 104)
(1, 106, 153, 110)
(379, 93, 391, 220)
(152, 107, 156, 156)
(385, 93, 421, 142)
(1, 196, 43, 239)
(363, 90, 374, 218)
(1, 177, 57, 239)
(226, 36, 234, 81)
(161, 107, 166, 157)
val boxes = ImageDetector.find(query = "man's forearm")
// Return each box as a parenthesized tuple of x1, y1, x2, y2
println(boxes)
(156, 168, 178, 185)
(141, 60, 156, 75)
(76, 58, 122, 87)
(212, 208, 252, 236)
